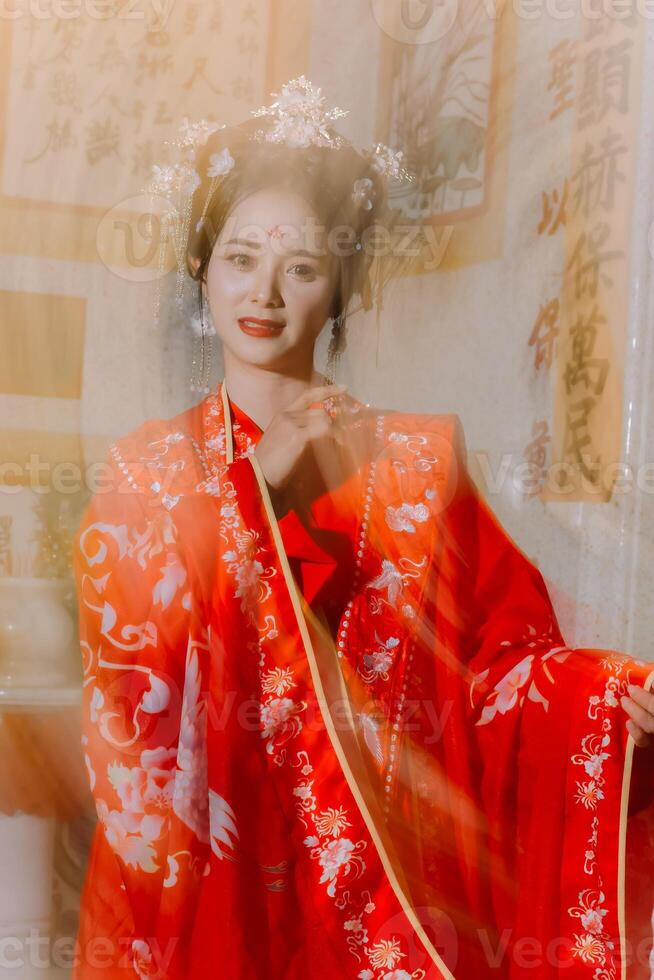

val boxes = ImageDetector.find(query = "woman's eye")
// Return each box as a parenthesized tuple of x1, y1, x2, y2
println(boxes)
(227, 253, 252, 269)
(290, 264, 316, 279)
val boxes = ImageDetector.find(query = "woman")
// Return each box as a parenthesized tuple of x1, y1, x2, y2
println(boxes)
(73, 78, 654, 979)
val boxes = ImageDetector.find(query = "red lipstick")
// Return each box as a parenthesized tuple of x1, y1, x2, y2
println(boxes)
(238, 316, 285, 338)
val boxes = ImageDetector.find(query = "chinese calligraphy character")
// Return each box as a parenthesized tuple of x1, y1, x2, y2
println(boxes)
(563, 305, 610, 397)
(578, 38, 633, 130)
(522, 420, 551, 497)
(547, 39, 577, 120)
(561, 396, 602, 484)
(24, 117, 77, 164)
(569, 128, 627, 218)
(529, 298, 560, 371)
(86, 116, 123, 165)
(538, 181, 568, 235)
(566, 221, 622, 300)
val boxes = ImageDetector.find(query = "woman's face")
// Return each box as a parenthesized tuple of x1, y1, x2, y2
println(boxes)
(204, 186, 339, 373)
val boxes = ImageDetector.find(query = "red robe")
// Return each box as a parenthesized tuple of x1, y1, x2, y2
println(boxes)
(73, 383, 654, 979)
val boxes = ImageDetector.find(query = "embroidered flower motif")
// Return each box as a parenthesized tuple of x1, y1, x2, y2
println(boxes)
(96, 801, 165, 872)
(385, 501, 429, 533)
(360, 636, 399, 683)
(108, 746, 177, 813)
(261, 666, 295, 695)
(259, 697, 306, 760)
(568, 860, 614, 967)
(314, 806, 351, 837)
(570, 933, 605, 964)
(581, 906, 608, 934)
(574, 780, 605, 810)
(318, 837, 356, 890)
(476, 655, 535, 726)
(236, 560, 263, 599)
(571, 733, 610, 781)
(219, 503, 240, 528)
(294, 783, 314, 801)
(260, 697, 297, 739)
(344, 916, 365, 933)
(368, 937, 406, 970)
(583, 752, 609, 779)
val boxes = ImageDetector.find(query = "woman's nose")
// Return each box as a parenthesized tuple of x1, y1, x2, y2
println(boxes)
(251, 265, 282, 306)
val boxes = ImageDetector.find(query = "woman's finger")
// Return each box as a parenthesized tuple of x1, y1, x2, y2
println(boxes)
(620, 694, 654, 735)
(288, 383, 346, 411)
(626, 718, 651, 748)
(292, 407, 336, 429)
(627, 683, 654, 715)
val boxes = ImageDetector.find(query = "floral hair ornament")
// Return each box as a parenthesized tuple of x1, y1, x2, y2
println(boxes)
(142, 116, 226, 324)
(141, 75, 415, 327)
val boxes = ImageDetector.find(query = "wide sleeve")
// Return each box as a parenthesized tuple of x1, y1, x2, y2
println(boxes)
(440, 415, 654, 974)
(72, 456, 193, 977)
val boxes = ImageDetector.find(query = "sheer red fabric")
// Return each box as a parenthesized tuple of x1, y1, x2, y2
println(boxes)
(229, 396, 359, 637)
(72, 384, 654, 980)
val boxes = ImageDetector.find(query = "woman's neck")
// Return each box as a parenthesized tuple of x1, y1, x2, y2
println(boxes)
(222, 357, 327, 431)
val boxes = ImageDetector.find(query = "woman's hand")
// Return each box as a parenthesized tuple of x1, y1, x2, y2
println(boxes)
(621, 684, 654, 747)
(253, 382, 347, 496)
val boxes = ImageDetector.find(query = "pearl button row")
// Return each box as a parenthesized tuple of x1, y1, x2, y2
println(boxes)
(336, 414, 385, 659)
(112, 424, 220, 507)
(190, 434, 212, 480)
(383, 638, 415, 813)
(110, 444, 139, 491)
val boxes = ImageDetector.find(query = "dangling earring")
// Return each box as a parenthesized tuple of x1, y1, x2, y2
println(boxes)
(326, 311, 347, 384)
(190, 287, 215, 394)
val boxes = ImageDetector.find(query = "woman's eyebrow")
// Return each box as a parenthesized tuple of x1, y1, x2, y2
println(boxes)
(223, 237, 326, 260)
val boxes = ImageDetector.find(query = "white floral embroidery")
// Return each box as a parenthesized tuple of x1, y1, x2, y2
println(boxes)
(476, 654, 535, 725)
(368, 938, 405, 969)
(360, 635, 400, 683)
(261, 666, 295, 695)
(568, 889, 614, 967)
(385, 501, 429, 534)
(565, 652, 641, 978)
(96, 802, 165, 872)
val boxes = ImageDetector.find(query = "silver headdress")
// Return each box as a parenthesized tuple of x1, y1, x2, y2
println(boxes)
(141, 75, 415, 328)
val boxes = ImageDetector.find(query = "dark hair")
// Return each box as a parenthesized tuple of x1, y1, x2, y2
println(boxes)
(185, 117, 392, 328)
